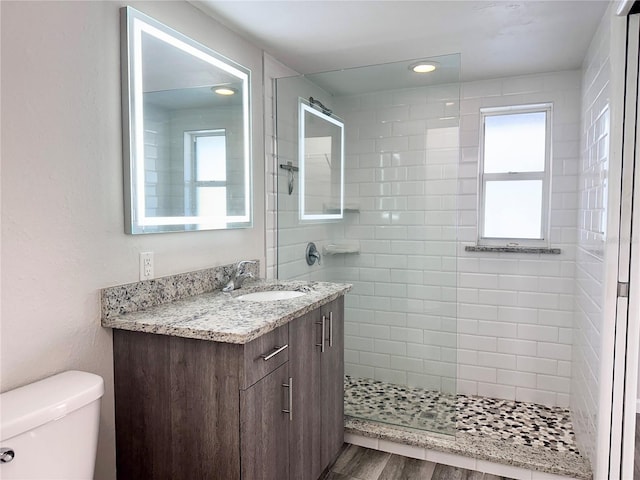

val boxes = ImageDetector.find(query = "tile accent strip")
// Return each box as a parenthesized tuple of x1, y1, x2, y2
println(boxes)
(464, 246, 561, 254)
(101, 260, 260, 319)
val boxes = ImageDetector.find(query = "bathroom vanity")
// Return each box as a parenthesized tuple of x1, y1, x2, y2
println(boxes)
(102, 277, 350, 480)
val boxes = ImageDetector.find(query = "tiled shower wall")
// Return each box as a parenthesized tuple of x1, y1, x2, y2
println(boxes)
(455, 70, 581, 407)
(271, 68, 582, 407)
(272, 73, 344, 282)
(572, 5, 612, 468)
(337, 70, 581, 406)
(335, 84, 460, 394)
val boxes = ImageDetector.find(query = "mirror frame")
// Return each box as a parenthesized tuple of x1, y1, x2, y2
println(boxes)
(298, 100, 344, 221)
(121, 7, 252, 234)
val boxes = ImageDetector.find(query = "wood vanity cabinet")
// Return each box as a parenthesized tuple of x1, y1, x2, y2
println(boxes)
(112, 296, 344, 480)
(289, 297, 344, 480)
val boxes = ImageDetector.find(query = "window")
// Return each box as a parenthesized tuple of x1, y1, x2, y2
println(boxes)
(478, 104, 552, 246)
(184, 129, 227, 222)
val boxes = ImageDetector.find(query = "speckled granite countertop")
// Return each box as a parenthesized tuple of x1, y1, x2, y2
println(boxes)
(101, 279, 351, 344)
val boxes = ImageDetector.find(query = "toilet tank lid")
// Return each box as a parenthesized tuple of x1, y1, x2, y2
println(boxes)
(1, 370, 104, 441)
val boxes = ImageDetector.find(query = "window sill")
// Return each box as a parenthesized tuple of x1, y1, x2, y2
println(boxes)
(465, 245, 561, 254)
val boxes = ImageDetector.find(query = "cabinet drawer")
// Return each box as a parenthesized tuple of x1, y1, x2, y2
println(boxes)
(242, 324, 289, 389)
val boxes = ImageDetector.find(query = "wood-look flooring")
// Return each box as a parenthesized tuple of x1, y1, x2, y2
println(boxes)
(323, 445, 514, 480)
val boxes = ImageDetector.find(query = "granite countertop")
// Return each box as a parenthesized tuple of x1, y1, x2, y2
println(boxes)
(101, 279, 351, 344)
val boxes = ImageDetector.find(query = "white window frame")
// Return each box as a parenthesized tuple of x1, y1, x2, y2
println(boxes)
(477, 103, 553, 247)
(183, 129, 227, 217)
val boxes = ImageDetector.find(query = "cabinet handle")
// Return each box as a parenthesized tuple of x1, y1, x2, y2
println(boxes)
(282, 377, 293, 421)
(329, 311, 333, 348)
(261, 344, 288, 361)
(316, 316, 326, 353)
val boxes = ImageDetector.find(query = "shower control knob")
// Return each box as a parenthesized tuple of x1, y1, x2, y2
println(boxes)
(0, 448, 15, 463)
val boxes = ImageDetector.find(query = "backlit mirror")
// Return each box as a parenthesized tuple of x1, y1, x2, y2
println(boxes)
(299, 100, 344, 221)
(121, 7, 251, 234)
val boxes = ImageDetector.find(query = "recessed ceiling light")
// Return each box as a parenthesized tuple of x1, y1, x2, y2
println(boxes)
(409, 61, 438, 74)
(212, 86, 236, 96)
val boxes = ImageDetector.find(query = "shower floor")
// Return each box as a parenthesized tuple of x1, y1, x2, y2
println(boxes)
(344, 376, 591, 479)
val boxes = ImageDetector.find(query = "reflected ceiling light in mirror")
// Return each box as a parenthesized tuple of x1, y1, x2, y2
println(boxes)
(212, 86, 236, 96)
(409, 61, 438, 73)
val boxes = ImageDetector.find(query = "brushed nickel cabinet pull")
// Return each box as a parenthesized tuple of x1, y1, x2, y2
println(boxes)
(316, 317, 326, 353)
(329, 311, 333, 348)
(261, 344, 288, 361)
(282, 377, 293, 421)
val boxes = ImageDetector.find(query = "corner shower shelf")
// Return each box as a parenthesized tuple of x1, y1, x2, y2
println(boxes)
(323, 204, 360, 214)
(323, 243, 361, 255)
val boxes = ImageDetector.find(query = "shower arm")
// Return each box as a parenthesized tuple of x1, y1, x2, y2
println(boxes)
(309, 97, 332, 116)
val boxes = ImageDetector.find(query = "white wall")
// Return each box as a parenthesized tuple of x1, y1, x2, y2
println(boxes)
(571, 4, 628, 475)
(0, 2, 264, 479)
(571, 11, 611, 465)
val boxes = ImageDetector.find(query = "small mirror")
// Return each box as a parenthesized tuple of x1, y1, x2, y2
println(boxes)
(299, 100, 344, 221)
(121, 7, 251, 234)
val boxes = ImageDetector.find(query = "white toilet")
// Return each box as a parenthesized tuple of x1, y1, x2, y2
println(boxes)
(0, 370, 104, 479)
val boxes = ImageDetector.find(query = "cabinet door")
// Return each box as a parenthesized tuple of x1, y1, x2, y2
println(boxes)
(240, 362, 290, 480)
(320, 297, 345, 469)
(289, 310, 322, 480)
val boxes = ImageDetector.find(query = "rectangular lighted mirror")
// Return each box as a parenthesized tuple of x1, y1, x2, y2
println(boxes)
(299, 100, 344, 221)
(121, 7, 252, 234)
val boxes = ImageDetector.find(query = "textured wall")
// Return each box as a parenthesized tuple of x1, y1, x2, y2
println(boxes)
(0, 2, 264, 479)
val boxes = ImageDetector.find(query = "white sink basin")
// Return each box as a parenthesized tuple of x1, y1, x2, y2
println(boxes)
(236, 290, 306, 302)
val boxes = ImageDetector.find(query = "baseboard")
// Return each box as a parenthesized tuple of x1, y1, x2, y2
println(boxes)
(636, 398, 640, 413)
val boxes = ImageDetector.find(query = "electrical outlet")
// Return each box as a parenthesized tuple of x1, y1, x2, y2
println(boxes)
(139, 252, 154, 281)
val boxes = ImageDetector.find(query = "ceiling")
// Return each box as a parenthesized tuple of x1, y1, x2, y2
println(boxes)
(194, 0, 610, 82)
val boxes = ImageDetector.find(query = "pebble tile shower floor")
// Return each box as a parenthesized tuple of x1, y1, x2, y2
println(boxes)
(344, 376, 590, 478)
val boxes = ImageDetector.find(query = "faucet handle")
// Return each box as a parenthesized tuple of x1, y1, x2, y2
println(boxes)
(236, 260, 257, 274)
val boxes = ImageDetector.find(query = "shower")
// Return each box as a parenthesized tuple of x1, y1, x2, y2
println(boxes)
(274, 54, 461, 436)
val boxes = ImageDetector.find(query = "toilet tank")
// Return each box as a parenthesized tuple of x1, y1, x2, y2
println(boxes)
(0, 370, 104, 480)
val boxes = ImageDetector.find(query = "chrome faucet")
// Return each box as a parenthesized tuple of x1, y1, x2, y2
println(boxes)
(223, 260, 257, 292)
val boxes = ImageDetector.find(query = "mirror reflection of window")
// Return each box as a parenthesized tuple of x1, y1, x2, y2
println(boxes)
(184, 130, 227, 227)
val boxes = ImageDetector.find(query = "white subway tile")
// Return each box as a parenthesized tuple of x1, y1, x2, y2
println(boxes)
(477, 320, 518, 338)
(390, 326, 424, 343)
(378, 440, 426, 460)
(426, 450, 477, 469)
(515, 387, 557, 406)
(476, 459, 532, 480)
(497, 369, 537, 388)
(477, 351, 517, 370)
(516, 356, 558, 375)
(497, 306, 538, 324)
(459, 364, 497, 383)
(374, 368, 407, 385)
(459, 334, 497, 352)
(345, 335, 374, 352)
(390, 355, 424, 373)
(344, 433, 378, 450)
(537, 342, 572, 361)
(537, 374, 571, 394)
(374, 339, 407, 356)
(517, 324, 559, 343)
(376, 105, 410, 123)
